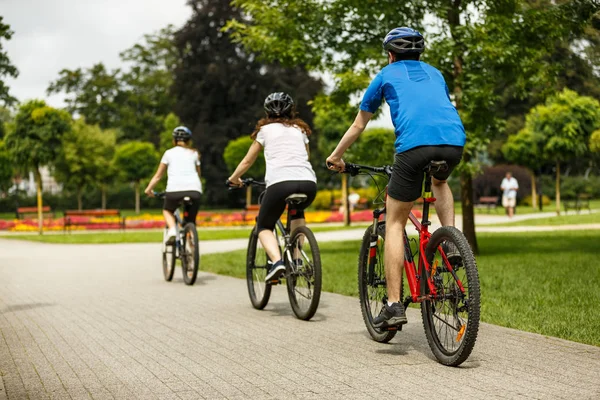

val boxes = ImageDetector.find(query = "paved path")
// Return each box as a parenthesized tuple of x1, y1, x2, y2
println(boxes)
(1, 240, 599, 400)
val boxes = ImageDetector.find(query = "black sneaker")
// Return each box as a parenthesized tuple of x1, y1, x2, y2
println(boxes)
(442, 241, 462, 266)
(373, 302, 408, 328)
(265, 261, 286, 282)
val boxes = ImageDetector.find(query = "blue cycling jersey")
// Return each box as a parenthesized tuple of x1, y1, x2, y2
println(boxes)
(360, 61, 466, 154)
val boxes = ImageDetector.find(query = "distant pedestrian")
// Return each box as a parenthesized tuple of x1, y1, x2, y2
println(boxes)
(501, 172, 519, 218)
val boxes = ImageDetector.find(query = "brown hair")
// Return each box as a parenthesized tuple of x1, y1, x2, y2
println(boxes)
(251, 116, 312, 140)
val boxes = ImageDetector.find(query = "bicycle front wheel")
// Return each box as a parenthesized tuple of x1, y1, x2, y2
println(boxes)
(358, 223, 397, 343)
(181, 223, 199, 286)
(246, 227, 272, 309)
(421, 226, 480, 366)
(286, 226, 322, 321)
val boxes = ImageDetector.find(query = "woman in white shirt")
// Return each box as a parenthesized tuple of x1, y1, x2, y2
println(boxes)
(145, 126, 202, 243)
(228, 92, 317, 282)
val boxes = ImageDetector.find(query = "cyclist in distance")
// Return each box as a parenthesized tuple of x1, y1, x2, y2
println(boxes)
(326, 27, 466, 328)
(228, 92, 317, 282)
(145, 126, 202, 243)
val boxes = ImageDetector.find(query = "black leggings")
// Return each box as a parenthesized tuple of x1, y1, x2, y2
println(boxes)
(256, 180, 317, 233)
(163, 191, 201, 224)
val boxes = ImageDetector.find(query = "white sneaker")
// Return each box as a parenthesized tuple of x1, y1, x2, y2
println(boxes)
(165, 228, 177, 245)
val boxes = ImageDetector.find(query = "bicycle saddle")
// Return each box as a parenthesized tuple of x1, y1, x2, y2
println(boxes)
(425, 160, 448, 173)
(286, 193, 308, 205)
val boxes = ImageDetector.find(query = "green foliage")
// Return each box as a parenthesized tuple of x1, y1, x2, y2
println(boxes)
(172, 0, 321, 205)
(4, 100, 72, 175)
(502, 126, 545, 171)
(353, 128, 395, 167)
(113, 141, 159, 183)
(524, 89, 600, 162)
(53, 119, 116, 195)
(590, 130, 600, 153)
(223, 136, 265, 178)
(521, 195, 551, 207)
(159, 113, 181, 153)
(0, 140, 12, 192)
(0, 17, 18, 106)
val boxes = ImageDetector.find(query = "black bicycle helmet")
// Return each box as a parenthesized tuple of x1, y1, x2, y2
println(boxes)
(264, 92, 294, 117)
(383, 27, 425, 54)
(172, 126, 192, 141)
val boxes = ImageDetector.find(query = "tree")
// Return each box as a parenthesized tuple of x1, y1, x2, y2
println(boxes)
(502, 128, 546, 209)
(47, 63, 121, 129)
(223, 136, 266, 206)
(172, 0, 321, 206)
(513, 89, 600, 214)
(4, 100, 71, 233)
(353, 128, 396, 167)
(226, 0, 599, 253)
(113, 141, 159, 213)
(0, 140, 12, 194)
(0, 17, 18, 106)
(53, 119, 116, 210)
(159, 113, 181, 153)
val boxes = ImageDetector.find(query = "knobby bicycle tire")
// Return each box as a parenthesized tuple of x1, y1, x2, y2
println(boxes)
(181, 223, 200, 286)
(421, 226, 480, 366)
(246, 227, 272, 309)
(286, 226, 322, 321)
(358, 223, 398, 343)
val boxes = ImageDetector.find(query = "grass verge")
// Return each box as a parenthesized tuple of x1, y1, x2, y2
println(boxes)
(201, 230, 600, 347)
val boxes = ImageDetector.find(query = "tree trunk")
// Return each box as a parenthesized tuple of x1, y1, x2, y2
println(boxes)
(341, 174, 350, 226)
(555, 162, 561, 215)
(246, 185, 252, 207)
(77, 188, 83, 211)
(460, 171, 478, 254)
(101, 186, 107, 210)
(33, 168, 43, 235)
(531, 172, 537, 211)
(135, 182, 140, 214)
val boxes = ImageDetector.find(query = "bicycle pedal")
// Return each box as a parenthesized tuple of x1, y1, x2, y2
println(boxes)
(268, 279, 281, 285)
(382, 325, 403, 332)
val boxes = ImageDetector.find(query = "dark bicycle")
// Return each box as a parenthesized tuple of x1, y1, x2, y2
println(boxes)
(154, 192, 200, 286)
(337, 162, 480, 366)
(228, 178, 322, 320)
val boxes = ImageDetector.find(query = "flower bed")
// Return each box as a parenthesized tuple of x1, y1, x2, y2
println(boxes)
(0, 209, 423, 231)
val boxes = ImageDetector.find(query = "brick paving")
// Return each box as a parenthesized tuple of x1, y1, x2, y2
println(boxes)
(0, 239, 599, 399)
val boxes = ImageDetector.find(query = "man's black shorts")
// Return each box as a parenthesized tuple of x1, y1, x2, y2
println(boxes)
(388, 145, 463, 202)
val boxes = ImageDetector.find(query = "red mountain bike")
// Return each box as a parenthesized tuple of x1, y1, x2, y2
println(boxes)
(340, 161, 480, 366)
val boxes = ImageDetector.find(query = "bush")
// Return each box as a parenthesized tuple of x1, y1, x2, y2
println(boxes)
(311, 187, 380, 210)
(521, 195, 551, 207)
(539, 175, 600, 200)
(473, 164, 532, 200)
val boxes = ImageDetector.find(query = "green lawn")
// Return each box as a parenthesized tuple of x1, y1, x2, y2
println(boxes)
(201, 230, 600, 347)
(0, 224, 369, 244)
(479, 211, 600, 227)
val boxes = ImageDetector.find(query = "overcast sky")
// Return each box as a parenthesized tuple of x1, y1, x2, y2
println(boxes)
(1, 0, 392, 128)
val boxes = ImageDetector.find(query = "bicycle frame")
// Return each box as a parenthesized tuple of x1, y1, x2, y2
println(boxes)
(363, 166, 466, 307)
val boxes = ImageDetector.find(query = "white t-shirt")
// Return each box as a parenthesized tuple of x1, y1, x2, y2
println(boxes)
(501, 177, 519, 199)
(160, 146, 202, 193)
(255, 123, 317, 187)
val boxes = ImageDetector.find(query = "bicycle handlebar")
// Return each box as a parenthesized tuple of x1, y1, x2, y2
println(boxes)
(153, 191, 166, 198)
(327, 162, 392, 177)
(225, 178, 266, 190)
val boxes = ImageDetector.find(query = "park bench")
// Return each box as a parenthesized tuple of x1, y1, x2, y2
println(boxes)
(16, 206, 55, 220)
(474, 196, 499, 213)
(64, 209, 126, 231)
(564, 194, 592, 214)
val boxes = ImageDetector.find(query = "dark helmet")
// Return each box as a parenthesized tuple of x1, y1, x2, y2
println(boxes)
(172, 126, 192, 141)
(264, 92, 294, 117)
(383, 27, 425, 54)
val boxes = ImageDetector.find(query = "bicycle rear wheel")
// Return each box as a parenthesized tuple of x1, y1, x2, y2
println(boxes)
(286, 226, 322, 321)
(181, 223, 199, 286)
(358, 223, 398, 343)
(162, 245, 176, 281)
(421, 226, 480, 366)
(246, 227, 272, 309)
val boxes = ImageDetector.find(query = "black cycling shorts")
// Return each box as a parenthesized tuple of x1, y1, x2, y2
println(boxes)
(163, 191, 201, 224)
(388, 145, 463, 202)
(256, 180, 317, 233)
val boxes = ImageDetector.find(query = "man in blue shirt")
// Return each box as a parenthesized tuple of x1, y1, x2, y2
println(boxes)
(327, 27, 465, 328)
